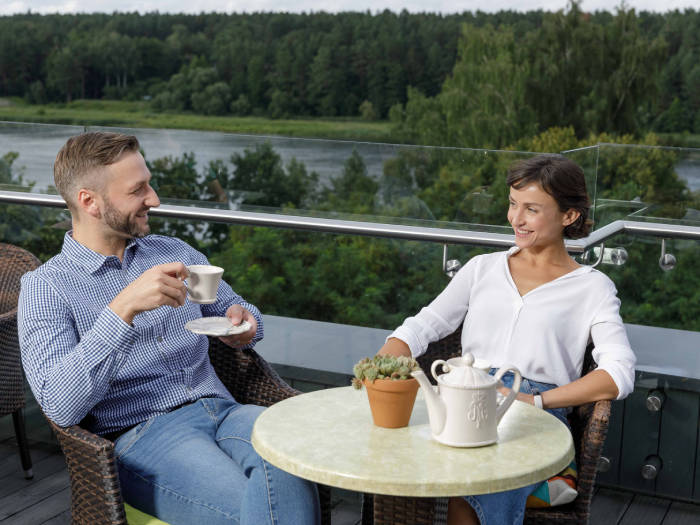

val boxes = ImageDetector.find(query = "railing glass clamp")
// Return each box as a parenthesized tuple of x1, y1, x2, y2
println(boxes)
(591, 246, 628, 266)
(442, 244, 462, 279)
(659, 239, 676, 271)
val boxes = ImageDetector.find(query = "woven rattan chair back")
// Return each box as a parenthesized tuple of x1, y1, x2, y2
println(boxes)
(1, 243, 41, 479)
(0, 243, 41, 418)
(365, 325, 611, 525)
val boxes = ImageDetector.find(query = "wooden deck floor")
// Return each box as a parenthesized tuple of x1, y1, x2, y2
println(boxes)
(3, 397, 700, 525)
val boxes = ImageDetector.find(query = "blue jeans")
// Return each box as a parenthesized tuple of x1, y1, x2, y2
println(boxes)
(463, 372, 570, 525)
(113, 398, 321, 525)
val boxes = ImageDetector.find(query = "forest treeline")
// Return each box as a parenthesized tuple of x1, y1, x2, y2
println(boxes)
(1, 4, 699, 139)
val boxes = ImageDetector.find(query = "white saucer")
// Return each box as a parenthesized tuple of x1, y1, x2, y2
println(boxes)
(184, 317, 251, 337)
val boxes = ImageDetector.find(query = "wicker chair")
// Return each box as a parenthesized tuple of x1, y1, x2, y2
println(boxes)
(0, 243, 41, 479)
(364, 325, 611, 525)
(46, 336, 332, 525)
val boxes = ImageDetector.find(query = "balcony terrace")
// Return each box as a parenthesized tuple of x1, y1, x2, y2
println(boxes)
(2, 121, 700, 524)
(2, 386, 700, 525)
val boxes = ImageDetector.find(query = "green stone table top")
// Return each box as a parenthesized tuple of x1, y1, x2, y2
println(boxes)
(251, 386, 574, 497)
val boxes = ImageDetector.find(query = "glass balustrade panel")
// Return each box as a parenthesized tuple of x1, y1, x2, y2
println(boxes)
(2, 122, 698, 386)
(590, 143, 700, 228)
(2, 121, 573, 234)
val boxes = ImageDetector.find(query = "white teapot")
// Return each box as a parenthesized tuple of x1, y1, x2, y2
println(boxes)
(411, 353, 521, 447)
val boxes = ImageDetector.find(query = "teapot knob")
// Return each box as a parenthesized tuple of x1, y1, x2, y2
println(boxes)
(463, 353, 474, 366)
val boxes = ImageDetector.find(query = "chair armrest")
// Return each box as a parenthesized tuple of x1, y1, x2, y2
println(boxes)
(0, 306, 18, 323)
(208, 336, 299, 407)
(524, 398, 611, 523)
(46, 418, 127, 524)
(572, 398, 611, 516)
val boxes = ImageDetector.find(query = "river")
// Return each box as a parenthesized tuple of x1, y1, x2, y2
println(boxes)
(1, 120, 699, 197)
(0, 121, 404, 192)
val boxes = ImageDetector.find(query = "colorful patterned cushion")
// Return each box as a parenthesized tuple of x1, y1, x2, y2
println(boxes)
(526, 460, 578, 508)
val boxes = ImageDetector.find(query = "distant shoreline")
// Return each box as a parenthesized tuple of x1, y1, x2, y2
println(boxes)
(0, 99, 395, 143)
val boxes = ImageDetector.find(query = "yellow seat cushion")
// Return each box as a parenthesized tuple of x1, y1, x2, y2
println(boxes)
(124, 503, 171, 525)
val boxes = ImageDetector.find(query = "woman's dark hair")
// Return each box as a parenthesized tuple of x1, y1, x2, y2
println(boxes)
(506, 155, 592, 239)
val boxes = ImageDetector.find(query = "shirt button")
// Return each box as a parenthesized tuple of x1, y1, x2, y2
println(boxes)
(156, 336, 163, 343)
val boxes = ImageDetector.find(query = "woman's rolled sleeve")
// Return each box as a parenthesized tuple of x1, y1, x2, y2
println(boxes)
(387, 258, 478, 358)
(387, 326, 422, 357)
(593, 344, 636, 399)
(591, 292, 636, 400)
(388, 307, 459, 358)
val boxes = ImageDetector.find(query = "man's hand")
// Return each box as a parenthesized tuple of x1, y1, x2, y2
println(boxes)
(220, 304, 258, 348)
(110, 262, 188, 324)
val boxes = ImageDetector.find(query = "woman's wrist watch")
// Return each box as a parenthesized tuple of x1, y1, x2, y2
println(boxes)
(532, 389, 544, 409)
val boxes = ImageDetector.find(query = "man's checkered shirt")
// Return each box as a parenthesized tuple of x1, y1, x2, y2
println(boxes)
(18, 232, 263, 436)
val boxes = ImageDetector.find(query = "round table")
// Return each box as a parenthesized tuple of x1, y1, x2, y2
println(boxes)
(252, 386, 574, 497)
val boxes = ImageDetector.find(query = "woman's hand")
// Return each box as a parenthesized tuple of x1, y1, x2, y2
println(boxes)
(498, 386, 536, 405)
(377, 337, 411, 357)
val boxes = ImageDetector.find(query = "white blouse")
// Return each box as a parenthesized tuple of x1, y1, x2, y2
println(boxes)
(389, 247, 636, 400)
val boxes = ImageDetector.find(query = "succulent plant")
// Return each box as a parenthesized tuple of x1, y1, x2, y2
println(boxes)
(351, 355, 420, 389)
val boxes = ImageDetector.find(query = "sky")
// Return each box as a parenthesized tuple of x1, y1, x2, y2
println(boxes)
(1, 0, 698, 16)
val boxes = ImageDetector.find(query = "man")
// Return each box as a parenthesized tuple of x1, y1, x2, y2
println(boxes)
(18, 132, 320, 525)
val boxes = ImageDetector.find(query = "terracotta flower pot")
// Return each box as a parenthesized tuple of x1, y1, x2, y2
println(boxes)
(363, 377, 420, 428)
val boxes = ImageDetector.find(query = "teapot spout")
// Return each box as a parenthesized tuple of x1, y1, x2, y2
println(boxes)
(411, 369, 445, 436)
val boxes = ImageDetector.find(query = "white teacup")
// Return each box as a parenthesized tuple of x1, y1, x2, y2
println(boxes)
(186, 265, 224, 304)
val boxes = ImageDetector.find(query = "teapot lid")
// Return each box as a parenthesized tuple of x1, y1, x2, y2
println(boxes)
(439, 353, 495, 388)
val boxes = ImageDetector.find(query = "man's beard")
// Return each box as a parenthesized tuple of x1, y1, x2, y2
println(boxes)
(102, 197, 150, 238)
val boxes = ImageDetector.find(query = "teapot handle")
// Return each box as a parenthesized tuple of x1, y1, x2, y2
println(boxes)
(430, 360, 450, 383)
(493, 365, 522, 424)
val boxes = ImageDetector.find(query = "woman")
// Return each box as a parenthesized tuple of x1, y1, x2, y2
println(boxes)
(378, 155, 636, 525)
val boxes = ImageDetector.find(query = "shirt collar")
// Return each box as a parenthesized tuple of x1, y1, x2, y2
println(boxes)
(61, 231, 140, 273)
(505, 245, 593, 277)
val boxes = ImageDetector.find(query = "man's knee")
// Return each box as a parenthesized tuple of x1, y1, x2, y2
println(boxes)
(218, 403, 266, 442)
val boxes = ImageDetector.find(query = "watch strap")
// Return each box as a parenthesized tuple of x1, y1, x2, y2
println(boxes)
(532, 389, 544, 409)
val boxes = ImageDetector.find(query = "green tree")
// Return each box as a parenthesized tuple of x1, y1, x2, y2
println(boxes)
(93, 31, 140, 96)
(392, 24, 536, 148)
(230, 143, 319, 209)
(359, 100, 377, 121)
(0, 152, 65, 259)
(246, 55, 268, 111)
(308, 45, 343, 116)
(146, 152, 206, 246)
(46, 38, 89, 102)
(191, 81, 231, 116)
(319, 149, 378, 214)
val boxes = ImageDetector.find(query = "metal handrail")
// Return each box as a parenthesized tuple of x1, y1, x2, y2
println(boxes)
(1, 189, 698, 254)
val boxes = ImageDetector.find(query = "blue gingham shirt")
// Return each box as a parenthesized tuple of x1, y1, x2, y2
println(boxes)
(18, 232, 263, 436)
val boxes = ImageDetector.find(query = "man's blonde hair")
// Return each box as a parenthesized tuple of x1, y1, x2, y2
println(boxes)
(54, 132, 140, 211)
